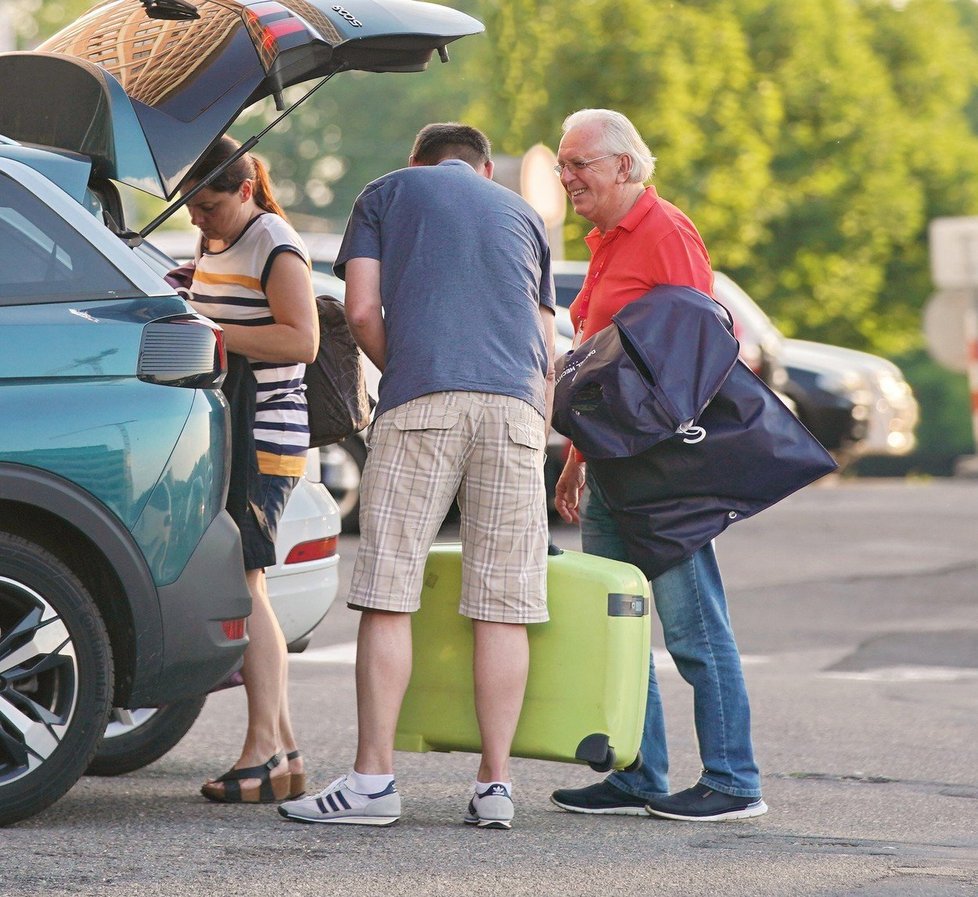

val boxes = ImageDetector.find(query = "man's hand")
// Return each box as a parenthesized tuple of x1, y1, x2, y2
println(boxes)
(554, 451, 586, 525)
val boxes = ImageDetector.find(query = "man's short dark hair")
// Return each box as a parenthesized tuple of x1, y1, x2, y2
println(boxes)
(410, 123, 491, 168)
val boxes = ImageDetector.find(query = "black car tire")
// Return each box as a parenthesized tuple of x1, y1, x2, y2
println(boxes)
(0, 533, 114, 827)
(320, 435, 367, 533)
(286, 633, 312, 654)
(87, 694, 207, 777)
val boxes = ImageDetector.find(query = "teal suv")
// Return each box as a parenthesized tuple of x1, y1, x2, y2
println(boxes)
(0, 143, 252, 827)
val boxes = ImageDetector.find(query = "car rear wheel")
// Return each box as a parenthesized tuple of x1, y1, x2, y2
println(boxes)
(87, 695, 207, 776)
(0, 533, 113, 827)
(319, 436, 366, 533)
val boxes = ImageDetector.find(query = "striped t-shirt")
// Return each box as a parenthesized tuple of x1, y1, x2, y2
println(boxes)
(190, 213, 311, 477)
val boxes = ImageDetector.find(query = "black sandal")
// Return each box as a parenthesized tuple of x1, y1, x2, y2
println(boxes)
(201, 752, 289, 804)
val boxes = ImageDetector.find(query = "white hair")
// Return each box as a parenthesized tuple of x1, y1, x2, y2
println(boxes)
(561, 109, 656, 183)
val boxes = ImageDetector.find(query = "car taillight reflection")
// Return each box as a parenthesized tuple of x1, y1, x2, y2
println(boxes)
(284, 536, 337, 565)
(137, 314, 226, 388)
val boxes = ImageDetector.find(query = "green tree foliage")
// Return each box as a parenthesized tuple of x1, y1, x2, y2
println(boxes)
(714, 0, 923, 352)
(12, 0, 93, 46)
(461, 0, 978, 356)
(460, 0, 779, 267)
(862, 0, 978, 353)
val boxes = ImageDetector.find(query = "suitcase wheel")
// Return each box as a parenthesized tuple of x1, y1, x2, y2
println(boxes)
(623, 750, 643, 773)
(588, 753, 615, 773)
(576, 734, 616, 772)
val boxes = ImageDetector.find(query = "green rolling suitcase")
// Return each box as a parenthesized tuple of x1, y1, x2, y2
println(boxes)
(394, 543, 651, 771)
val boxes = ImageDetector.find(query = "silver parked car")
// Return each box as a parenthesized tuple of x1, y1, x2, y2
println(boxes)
(783, 339, 918, 464)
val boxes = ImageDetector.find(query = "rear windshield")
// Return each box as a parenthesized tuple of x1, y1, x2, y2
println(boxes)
(0, 172, 136, 306)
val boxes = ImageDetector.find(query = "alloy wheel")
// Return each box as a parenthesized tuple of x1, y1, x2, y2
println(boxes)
(0, 576, 79, 784)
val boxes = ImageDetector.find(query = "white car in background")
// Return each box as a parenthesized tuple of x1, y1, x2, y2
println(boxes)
(783, 339, 919, 460)
(267, 450, 341, 654)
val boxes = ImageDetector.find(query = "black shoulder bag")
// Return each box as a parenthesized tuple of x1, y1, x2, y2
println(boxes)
(304, 295, 372, 448)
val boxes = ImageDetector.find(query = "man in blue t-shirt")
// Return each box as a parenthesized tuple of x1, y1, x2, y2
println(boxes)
(278, 123, 556, 831)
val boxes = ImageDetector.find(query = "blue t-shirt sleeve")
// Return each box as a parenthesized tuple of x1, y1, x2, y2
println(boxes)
(333, 183, 384, 280)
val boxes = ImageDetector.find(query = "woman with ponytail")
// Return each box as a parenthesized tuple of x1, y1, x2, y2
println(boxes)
(182, 135, 318, 804)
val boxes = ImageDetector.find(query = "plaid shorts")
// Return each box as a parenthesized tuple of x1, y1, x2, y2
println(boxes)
(348, 391, 549, 623)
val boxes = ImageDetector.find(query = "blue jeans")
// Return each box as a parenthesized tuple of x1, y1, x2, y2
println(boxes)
(581, 474, 762, 799)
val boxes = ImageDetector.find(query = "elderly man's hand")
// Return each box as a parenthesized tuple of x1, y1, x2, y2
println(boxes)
(554, 451, 586, 525)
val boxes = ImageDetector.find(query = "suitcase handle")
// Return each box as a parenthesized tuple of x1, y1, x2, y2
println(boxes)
(547, 542, 564, 556)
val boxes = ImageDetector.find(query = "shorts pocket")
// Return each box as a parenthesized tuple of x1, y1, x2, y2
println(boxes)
(392, 405, 460, 432)
(506, 415, 545, 451)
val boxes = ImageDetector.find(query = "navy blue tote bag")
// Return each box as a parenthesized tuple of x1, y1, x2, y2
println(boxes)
(553, 285, 838, 580)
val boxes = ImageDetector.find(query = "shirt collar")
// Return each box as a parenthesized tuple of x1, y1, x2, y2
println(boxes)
(437, 158, 476, 171)
(585, 185, 659, 250)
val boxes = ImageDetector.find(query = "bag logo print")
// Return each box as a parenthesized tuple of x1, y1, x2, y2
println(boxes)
(555, 348, 596, 387)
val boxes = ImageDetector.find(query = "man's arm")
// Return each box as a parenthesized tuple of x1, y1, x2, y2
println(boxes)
(343, 257, 386, 372)
(540, 305, 556, 438)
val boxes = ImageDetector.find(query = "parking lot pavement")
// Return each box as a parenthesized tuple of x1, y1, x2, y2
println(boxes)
(1, 480, 976, 897)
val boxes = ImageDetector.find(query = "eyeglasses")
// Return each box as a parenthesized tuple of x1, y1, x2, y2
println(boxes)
(553, 154, 617, 176)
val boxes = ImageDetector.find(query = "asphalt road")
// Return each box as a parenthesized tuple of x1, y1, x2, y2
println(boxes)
(2, 479, 976, 897)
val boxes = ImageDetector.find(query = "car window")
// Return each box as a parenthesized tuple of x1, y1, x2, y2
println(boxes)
(0, 172, 136, 305)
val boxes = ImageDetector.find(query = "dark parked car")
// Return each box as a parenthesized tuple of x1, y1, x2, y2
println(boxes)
(0, 0, 482, 826)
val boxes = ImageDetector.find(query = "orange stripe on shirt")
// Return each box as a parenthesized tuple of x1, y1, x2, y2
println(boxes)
(193, 270, 263, 291)
(257, 450, 308, 477)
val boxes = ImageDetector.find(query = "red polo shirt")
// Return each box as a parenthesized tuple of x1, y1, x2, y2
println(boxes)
(569, 185, 714, 342)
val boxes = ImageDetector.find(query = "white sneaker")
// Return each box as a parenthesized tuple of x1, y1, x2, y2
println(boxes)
(278, 776, 400, 826)
(463, 783, 514, 830)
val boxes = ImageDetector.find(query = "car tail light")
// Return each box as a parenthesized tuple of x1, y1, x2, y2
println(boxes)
(221, 618, 247, 640)
(244, 2, 315, 70)
(283, 536, 338, 565)
(138, 314, 227, 388)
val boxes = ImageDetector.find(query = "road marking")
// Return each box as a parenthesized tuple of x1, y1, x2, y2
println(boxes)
(822, 666, 978, 682)
(291, 644, 770, 671)
(653, 651, 768, 674)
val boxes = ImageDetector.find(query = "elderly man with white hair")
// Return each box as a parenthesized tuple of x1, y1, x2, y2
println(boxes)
(550, 108, 768, 822)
